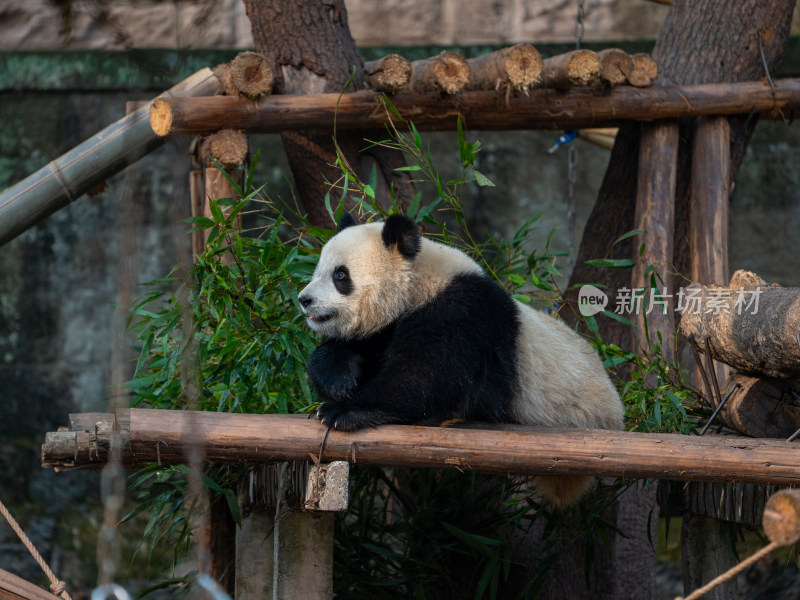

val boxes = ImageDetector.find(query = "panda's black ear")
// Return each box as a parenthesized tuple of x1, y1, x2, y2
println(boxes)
(381, 215, 420, 259)
(337, 213, 356, 232)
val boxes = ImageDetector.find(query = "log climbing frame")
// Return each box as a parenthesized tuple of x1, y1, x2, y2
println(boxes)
(16, 45, 800, 599)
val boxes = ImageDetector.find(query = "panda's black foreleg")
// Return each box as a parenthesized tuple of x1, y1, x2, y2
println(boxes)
(307, 340, 365, 402)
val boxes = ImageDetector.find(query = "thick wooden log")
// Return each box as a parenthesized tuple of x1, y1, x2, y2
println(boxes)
(364, 54, 412, 94)
(408, 51, 470, 94)
(680, 273, 800, 382)
(148, 78, 800, 137)
(228, 51, 274, 99)
(633, 120, 679, 358)
(41, 409, 800, 486)
(541, 49, 601, 89)
(0, 67, 221, 247)
(597, 48, 634, 87)
(690, 116, 730, 394)
(762, 489, 800, 546)
(627, 53, 659, 87)
(465, 43, 543, 92)
(717, 373, 800, 438)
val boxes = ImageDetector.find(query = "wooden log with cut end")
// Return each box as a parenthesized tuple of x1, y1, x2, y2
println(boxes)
(597, 48, 634, 87)
(762, 489, 800, 546)
(627, 53, 659, 87)
(408, 51, 470, 94)
(215, 51, 274, 99)
(41, 408, 800, 486)
(147, 78, 800, 137)
(364, 54, 412, 94)
(541, 49, 601, 89)
(680, 271, 800, 383)
(465, 43, 543, 93)
(200, 129, 248, 169)
(716, 373, 800, 438)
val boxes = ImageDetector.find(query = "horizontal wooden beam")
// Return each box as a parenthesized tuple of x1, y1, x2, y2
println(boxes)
(42, 409, 800, 486)
(150, 78, 800, 136)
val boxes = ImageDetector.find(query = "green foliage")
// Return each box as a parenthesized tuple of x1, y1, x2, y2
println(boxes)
(127, 155, 323, 416)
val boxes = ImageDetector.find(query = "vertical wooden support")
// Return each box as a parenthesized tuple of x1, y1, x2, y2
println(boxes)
(633, 120, 679, 359)
(689, 116, 731, 393)
(681, 514, 739, 600)
(683, 116, 735, 600)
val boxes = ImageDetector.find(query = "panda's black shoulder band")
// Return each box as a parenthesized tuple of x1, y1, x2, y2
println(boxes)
(337, 213, 356, 232)
(382, 215, 420, 259)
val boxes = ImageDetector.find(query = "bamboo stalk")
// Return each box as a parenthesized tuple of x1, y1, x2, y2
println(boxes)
(149, 78, 800, 137)
(42, 409, 800, 486)
(0, 68, 221, 248)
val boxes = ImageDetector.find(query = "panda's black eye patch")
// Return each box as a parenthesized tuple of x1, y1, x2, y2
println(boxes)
(332, 265, 353, 295)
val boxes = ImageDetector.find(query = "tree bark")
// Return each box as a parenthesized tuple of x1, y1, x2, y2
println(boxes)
(240, 0, 413, 228)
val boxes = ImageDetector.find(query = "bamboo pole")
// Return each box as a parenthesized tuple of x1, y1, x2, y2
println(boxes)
(0, 68, 221, 248)
(149, 78, 800, 137)
(41, 409, 800, 486)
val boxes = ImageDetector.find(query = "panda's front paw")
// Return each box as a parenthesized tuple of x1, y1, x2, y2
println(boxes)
(317, 401, 387, 432)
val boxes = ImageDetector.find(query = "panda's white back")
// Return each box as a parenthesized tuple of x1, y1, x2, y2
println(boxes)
(511, 301, 624, 430)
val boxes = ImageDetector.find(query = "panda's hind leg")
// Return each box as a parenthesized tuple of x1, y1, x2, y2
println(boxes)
(533, 474, 597, 509)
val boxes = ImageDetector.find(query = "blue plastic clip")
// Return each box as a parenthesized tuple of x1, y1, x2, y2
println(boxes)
(547, 130, 578, 154)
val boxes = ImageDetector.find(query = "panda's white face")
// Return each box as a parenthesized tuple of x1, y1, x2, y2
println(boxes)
(298, 222, 414, 339)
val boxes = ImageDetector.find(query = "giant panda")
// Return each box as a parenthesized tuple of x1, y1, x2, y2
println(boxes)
(297, 213, 624, 507)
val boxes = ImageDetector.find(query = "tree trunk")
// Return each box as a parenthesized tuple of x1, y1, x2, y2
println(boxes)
(240, 0, 413, 228)
(559, 2, 796, 598)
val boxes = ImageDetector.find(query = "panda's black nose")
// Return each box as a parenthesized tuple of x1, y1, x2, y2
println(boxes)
(298, 293, 312, 308)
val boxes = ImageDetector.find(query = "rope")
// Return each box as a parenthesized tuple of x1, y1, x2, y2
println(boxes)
(675, 540, 780, 600)
(0, 496, 74, 600)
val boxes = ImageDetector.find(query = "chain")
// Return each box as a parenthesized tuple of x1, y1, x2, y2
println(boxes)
(574, 0, 585, 51)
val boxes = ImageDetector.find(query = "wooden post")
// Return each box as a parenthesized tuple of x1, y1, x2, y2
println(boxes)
(633, 120, 679, 358)
(681, 514, 739, 600)
(689, 116, 731, 394)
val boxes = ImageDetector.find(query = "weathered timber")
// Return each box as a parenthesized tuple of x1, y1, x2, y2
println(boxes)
(689, 116, 730, 394)
(633, 120, 679, 359)
(0, 568, 62, 600)
(41, 409, 800, 486)
(465, 43, 543, 92)
(364, 54, 412, 94)
(717, 373, 800, 438)
(628, 53, 659, 87)
(680, 274, 800, 382)
(578, 128, 617, 150)
(0, 67, 221, 247)
(541, 49, 601, 89)
(408, 51, 470, 94)
(149, 78, 800, 137)
(597, 48, 634, 87)
(762, 489, 800, 546)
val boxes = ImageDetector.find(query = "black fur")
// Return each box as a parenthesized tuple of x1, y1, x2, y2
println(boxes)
(332, 265, 353, 295)
(381, 215, 420, 259)
(337, 213, 356, 232)
(310, 273, 520, 431)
